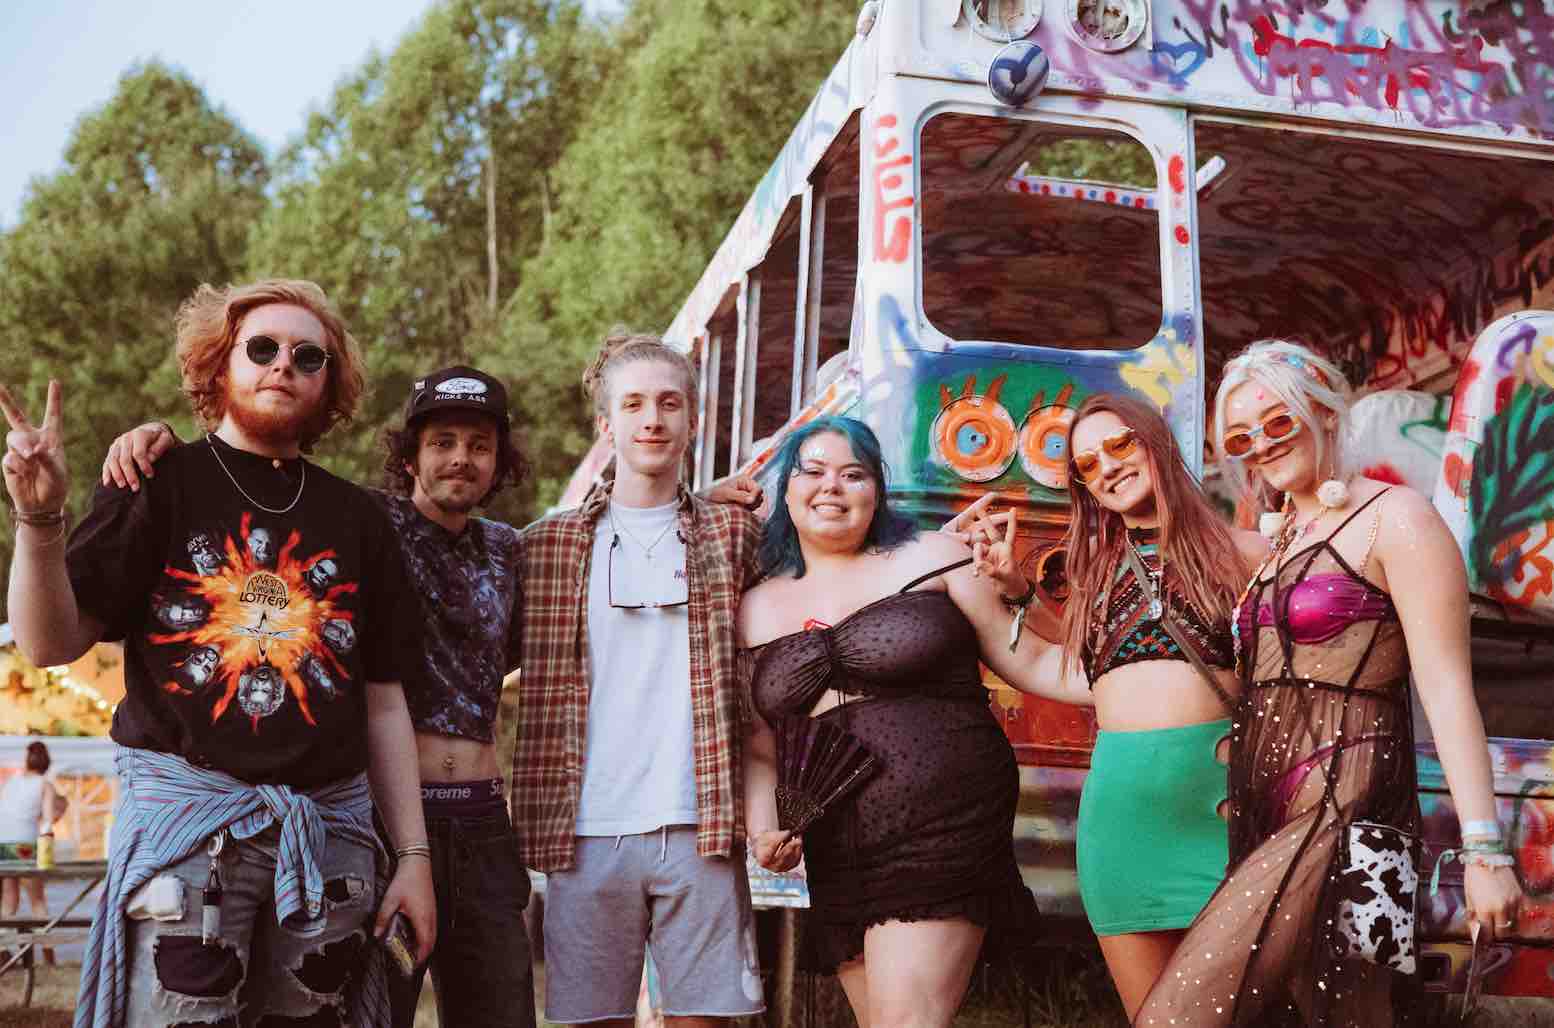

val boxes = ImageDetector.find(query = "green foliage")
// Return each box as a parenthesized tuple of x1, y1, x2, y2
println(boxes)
(504, 0, 861, 504)
(1020, 137, 1159, 188)
(0, 0, 870, 611)
(0, 61, 269, 617)
(246, 0, 607, 525)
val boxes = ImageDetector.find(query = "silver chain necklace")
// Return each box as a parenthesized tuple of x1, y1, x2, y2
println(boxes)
(608, 503, 677, 561)
(208, 436, 306, 515)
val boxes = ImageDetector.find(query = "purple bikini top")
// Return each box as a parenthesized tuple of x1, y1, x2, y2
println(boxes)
(1236, 571, 1394, 646)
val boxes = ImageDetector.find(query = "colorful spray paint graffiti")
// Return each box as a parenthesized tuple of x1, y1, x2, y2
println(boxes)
(1433, 311, 1554, 618)
(929, 374, 1080, 488)
(872, 114, 915, 263)
(1417, 737, 1554, 994)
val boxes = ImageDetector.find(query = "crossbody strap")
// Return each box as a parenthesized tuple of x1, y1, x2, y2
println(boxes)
(1121, 543, 1238, 714)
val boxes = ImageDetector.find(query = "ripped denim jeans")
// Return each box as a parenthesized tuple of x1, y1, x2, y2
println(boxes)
(125, 824, 375, 1028)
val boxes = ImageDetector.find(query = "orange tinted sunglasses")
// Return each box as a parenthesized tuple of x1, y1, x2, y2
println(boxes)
(1222, 410, 1302, 458)
(1070, 427, 1139, 484)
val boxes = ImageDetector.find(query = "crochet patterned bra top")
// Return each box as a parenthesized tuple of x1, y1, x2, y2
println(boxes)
(1082, 536, 1235, 684)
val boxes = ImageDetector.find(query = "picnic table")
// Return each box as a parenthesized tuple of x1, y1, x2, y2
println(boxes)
(0, 859, 106, 1006)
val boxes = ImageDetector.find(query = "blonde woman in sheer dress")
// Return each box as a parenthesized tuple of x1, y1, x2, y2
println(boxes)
(1134, 340, 1522, 1027)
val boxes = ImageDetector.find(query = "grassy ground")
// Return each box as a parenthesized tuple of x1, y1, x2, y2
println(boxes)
(7, 957, 1554, 1027)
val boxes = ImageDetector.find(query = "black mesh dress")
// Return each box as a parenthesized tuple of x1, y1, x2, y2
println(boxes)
(1137, 491, 1423, 1026)
(745, 565, 1040, 973)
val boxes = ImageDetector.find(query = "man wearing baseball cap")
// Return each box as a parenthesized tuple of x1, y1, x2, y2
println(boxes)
(102, 364, 536, 1028)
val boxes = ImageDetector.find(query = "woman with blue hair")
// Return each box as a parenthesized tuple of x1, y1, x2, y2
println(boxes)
(740, 415, 1047, 1028)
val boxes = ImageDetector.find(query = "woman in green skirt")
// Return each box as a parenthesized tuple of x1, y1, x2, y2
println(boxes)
(963, 393, 1265, 1019)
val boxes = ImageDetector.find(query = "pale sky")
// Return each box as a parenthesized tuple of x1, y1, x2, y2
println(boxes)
(0, 0, 620, 228)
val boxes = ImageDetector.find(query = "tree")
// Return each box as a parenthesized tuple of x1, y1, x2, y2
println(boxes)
(503, 0, 862, 503)
(246, 0, 608, 525)
(0, 62, 268, 618)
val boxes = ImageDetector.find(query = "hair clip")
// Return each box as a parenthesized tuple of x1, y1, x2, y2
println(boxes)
(1274, 352, 1331, 388)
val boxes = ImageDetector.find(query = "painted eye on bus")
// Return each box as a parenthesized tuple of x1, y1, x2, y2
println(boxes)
(1018, 384, 1078, 490)
(930, 374, 1018, 483)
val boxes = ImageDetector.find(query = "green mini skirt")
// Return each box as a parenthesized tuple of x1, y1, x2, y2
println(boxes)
(1077, 718, 1231, 936)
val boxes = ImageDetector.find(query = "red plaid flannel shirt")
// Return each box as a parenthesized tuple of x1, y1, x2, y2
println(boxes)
(513, 479, 763, 870)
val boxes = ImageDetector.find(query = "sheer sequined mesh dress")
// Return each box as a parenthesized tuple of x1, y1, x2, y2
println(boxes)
(745, 573, 1040, 974)
(1137, 493, 1422, 1027)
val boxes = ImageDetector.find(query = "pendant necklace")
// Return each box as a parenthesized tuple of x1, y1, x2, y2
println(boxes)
(208, 436, 306, 515)
(608, 505, 677, 561)
(1126, 530, 1165, 621)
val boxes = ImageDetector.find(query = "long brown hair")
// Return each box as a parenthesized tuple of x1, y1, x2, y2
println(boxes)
(1058, 393, 1249, 677)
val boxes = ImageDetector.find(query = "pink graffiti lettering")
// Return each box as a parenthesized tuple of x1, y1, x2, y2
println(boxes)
(872, 114, 914, 264)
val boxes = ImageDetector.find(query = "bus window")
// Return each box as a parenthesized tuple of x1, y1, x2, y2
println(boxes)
(748, 198, 804, 451)
(1193, 120, 1554, 390)
(919, 112, 1162, 349)
(709, 305, 738, 482)
(807, 115, 861, 402)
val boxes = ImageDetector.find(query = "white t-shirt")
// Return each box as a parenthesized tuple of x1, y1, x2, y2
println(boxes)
(0, 773, 47, 843)
(576, 498, 697, 836)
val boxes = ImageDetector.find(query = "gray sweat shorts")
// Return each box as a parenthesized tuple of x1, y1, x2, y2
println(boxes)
(543, 826, 765, 1023)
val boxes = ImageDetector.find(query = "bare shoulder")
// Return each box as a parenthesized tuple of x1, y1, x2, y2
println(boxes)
(902, 527, 972, 565)
(1232, 527, 1270, 567)
(1369, 482, 1434, 521)
(739, 575, 792, 647)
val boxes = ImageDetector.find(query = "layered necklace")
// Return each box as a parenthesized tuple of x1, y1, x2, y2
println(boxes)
(207, 436, 307, 515)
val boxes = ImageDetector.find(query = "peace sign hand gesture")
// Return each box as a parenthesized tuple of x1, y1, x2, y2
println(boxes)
(0, 381, 69, 516)
(969, 507, 1027, 600)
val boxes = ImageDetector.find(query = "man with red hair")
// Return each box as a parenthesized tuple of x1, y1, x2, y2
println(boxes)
(1, 279, 434, 1028)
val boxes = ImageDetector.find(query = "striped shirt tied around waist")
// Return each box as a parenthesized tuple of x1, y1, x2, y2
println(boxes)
(74, 746, 389, 1028)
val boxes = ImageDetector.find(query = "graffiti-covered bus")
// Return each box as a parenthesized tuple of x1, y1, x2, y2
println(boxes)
(557, 0, 1554, 997)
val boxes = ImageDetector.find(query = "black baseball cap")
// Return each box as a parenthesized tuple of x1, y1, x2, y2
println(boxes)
(405, 366, 510, 429)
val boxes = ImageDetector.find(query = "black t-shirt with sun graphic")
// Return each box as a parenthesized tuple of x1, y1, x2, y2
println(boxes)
(65, 435, 424, 787)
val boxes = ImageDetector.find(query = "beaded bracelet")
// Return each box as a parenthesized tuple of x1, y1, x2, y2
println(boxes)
(1430, 848, 1518, 895)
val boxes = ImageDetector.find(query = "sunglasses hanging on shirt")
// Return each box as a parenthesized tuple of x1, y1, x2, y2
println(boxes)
(607, 532, 689, 610)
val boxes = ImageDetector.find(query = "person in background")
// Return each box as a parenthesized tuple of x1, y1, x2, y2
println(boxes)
(0, 741, 70, 961)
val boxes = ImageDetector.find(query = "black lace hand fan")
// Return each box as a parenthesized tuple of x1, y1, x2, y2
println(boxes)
(775, 717, 879, 834)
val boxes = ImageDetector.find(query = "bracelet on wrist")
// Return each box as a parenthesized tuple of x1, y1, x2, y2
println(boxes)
(10, 507, 66, 526)
(1462, 852, 1516, 870)
(1461, 819, 1502, 840)
(1461, 837, 1508, 855)
(1000, 577, 1037, 608)
(394, 843, 432, 860)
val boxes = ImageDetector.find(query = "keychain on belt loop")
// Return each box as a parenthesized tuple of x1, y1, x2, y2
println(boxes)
(202, 829, 226, 946)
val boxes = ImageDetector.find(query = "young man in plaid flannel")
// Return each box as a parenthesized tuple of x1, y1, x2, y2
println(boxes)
(513, 332, 775, 1025)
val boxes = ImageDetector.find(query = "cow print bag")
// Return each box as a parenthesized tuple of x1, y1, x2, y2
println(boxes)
(1332, 821, 1421, 974)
